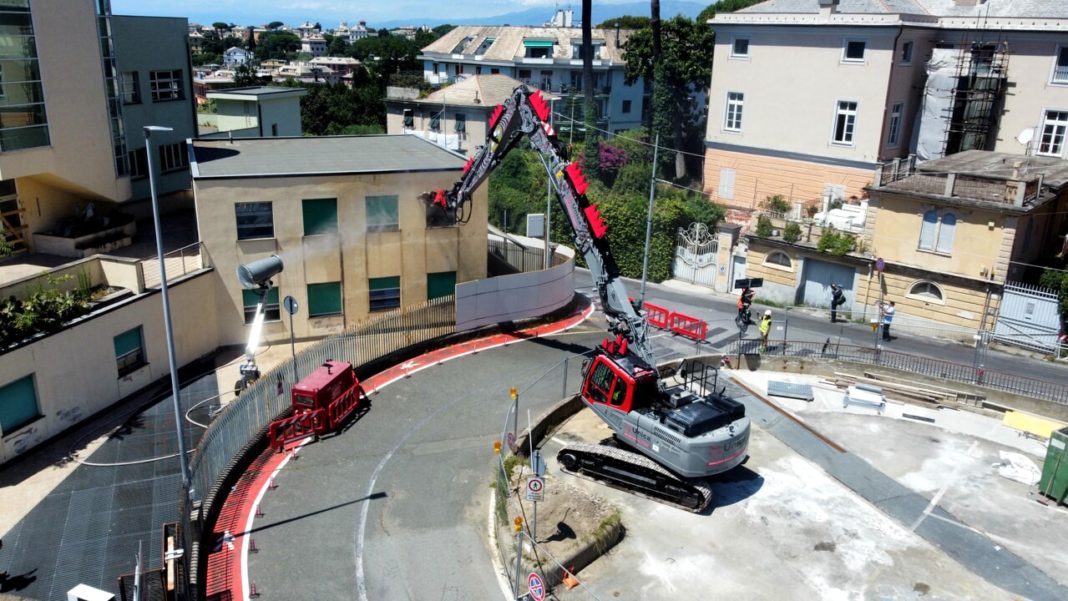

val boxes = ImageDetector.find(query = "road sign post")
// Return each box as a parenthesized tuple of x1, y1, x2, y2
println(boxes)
(527, 572, 546, 601)
(526, 475, 544, 541)
(283, 295, 299, 383)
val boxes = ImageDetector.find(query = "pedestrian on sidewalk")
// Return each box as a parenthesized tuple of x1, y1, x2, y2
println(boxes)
(880, 301, 896, 341)
(759, 309, 772, 352)
(830, 284, 846, 323)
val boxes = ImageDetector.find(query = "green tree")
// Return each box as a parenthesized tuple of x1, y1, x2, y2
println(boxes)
(432, 24, 456, 37)
(1039, 269, 1068, 326)
(267, 21, 284, 30)
(212, 22, 229, 31)
(597, 16, 650, 29)
(623, 15, 715, 180)
(258, 31, 301, 60)
(696, 0, 766, 22)
(327, 35, 350, 56)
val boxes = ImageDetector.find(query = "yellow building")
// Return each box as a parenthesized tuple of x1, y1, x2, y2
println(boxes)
(190, 135, 488, 348)
(745, 151, 1068, 338)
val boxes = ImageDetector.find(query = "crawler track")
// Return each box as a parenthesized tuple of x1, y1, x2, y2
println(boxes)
(557, 442, 713, 513)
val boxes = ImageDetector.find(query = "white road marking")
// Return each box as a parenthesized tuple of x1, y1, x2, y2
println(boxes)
(909, 440, 979, 532)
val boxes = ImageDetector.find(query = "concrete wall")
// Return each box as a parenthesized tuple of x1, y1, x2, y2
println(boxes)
(215, 100, 258, 133)
(456, 247, 574, 331)
(0, 271, 218, 464)
(194, 170, 488, 348)
(259, 97, 303, 137)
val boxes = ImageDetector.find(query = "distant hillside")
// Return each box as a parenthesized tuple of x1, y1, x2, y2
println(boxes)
(377, 1, 710, 29)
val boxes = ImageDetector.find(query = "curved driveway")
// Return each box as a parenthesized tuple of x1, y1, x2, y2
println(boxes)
(245, 323, 606, 600)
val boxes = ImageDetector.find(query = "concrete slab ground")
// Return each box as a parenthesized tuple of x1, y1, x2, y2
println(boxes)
(538, 368, 1068, 601)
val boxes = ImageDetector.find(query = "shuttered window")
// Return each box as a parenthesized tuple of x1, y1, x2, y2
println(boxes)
(307, 282, 342, 317)
(935, 213, 956, 253)
(114, 327, 146, 376)
(427, 271, 456, 300)
(369, 276, 401, 311)
(919, 209, 956, 254)
(0, 374, 40, 434)
(303, 198, 338, 235)
(918, 210, 938, 250)
(366, 195, 399, 232)
(242, 287, 281, 323)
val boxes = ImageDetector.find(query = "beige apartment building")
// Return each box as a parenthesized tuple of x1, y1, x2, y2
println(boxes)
(385, 74, 556, 154)
(191, 135, 488, 348)
(704, 0, 1068, 221)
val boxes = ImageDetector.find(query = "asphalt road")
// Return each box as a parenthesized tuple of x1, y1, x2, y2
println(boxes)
(573, 269, 1068, 385)
(247, 328, 607, 601)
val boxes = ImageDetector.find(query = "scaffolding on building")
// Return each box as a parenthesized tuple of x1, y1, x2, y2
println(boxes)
(941, 40, 1010, 156)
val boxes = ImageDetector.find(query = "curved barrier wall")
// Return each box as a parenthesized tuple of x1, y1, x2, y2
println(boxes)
(457, 245, 575, 331)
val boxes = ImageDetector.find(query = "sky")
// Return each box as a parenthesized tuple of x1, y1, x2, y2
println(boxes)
(109, 0, 637, 28)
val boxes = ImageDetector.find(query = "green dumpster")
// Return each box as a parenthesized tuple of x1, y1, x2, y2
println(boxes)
(1039, 426, 1068, 505)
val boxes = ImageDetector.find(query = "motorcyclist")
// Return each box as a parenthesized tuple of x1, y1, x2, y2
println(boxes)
(737, 287, 755, 324)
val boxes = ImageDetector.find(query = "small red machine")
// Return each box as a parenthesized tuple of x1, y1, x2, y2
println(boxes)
(268, 360, 362, 451)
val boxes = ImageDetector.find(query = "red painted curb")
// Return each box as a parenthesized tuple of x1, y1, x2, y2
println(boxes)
(205, 301, 594, 600)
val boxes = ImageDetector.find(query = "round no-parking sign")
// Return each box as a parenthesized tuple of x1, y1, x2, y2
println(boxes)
(528, 572, 545, 601)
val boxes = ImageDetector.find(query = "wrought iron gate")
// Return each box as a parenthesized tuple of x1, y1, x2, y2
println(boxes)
(673, 223, 718, 288)
(993, 281, 1062, 352)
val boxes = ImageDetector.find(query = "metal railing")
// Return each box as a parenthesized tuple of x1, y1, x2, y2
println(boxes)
(490, 237, 561, 273)
(188, 296, 456, 595)
(142, 242, 207, 288)
(726, 339, 1068, 405)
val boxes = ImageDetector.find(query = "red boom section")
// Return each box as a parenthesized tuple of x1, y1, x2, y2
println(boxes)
(584, 204, 607, 239)
(529, 90, 551, 122)
(489, 104, 505, 130)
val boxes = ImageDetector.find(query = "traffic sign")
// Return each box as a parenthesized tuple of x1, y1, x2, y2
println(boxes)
(283, 295, 299, 315)
(527, 572, 545, 601)
(735, 277, 764, 289)
(525, 476, 545, 502)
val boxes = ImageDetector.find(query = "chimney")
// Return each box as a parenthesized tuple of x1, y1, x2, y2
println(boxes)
(818, 0, 839, 16)
(615, 23, 620, 46)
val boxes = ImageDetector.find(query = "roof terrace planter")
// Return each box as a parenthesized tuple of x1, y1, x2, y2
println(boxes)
(34, 212, 137, 259)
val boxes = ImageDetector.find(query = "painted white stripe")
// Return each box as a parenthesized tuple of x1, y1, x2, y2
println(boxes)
(909, 440, 978, 532)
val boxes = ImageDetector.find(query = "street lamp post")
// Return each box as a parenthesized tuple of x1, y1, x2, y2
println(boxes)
(144, 125, 190, 490)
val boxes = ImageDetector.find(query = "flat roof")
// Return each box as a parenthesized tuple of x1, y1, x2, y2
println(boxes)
(191, 135, 467, 179)
(206, 86, 306, 99)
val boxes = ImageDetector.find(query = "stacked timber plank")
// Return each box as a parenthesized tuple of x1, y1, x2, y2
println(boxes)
(827, 371, 985, 409)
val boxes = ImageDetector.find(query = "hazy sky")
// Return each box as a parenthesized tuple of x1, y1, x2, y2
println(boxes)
(109, 0, 632, 27)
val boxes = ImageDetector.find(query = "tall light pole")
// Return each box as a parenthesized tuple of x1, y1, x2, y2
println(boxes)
(144, 125, 190, 489)
(639, 133, 660, 304)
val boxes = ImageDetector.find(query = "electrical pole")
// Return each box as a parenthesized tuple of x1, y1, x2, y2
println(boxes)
(640, 133, 660, 304)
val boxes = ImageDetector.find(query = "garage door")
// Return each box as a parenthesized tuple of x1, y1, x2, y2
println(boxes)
(800, 259, 854, 308)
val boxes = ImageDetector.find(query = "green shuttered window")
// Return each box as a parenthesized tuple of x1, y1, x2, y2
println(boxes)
(242, 287, 281, 323)
(307, 282, 342, 317)
(0, 374, 40, 434)
(427, 271, 456, 300)
(369, 276, 401, 311)
(114, 326, 146, 376)
(303, 198, 338, 235)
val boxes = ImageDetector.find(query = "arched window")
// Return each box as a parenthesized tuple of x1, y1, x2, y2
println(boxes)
(907, 281, 944, 303)
(918, 210, 956, 254)
(764, 251, 792, 269)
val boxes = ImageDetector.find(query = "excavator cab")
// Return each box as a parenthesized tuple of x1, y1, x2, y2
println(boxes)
(581, 352, 659, 414)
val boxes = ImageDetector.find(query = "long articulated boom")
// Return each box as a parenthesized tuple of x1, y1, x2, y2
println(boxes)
(427, 87, 655, 366)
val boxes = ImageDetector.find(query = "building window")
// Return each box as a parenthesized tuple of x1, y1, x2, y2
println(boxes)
(242, 287, 281, 323)
(907, 281, 945, 303)
(731, 38, 749, 58)
(887, 102, 903, 147)
(901, 41, 914, 65)
(128, 147, 148, 178)
(114, 327, 146, 376)
(430, 111, 441, 132)
(159, 141, 189, 172)
(523, 40, 554, 59)
(121, 71, 140, 104)
(307, 282, 342, 317)
(1053, 47, 1068, 84)
(0, 374, 40, 433)
(763, 251, 792, 270)
(1038, 110, 1068, 157)
(150, 69, 184, 102)
(832, 100, 858, 145)
(455, 113, 466, 135)
(403, 108, 414, 128)
(724, 92, 744, 132)
(302, 198, 338, 235)
(236, 202, 274, 240)
(366, 195, 399, 232)
(369, 276, 401, 311)
(427, 271, 456, 300)
(843, 40, 866, 63)
(621, 99, 632, 114)
(918, 210, 956, 254)
(0, 2, 49, 152)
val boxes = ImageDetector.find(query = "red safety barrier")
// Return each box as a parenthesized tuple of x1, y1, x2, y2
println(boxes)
(669, 312, 708, 342)
(326, 383, 362, 430)
(268, 410, 324, 451)
(643, 302, 671, 329)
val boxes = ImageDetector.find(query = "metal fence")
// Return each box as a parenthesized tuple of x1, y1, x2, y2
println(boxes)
(725, 339, 1068, 405)
(490, 237, 561, 273)
(142, 242, 207, 288)
(186, 296, 456, 595)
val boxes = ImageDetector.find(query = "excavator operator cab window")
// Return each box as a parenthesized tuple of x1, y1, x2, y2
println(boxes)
(294, 393, 315, 409)
(610, 379, 629, 407)
(587, 361, 614, 404)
